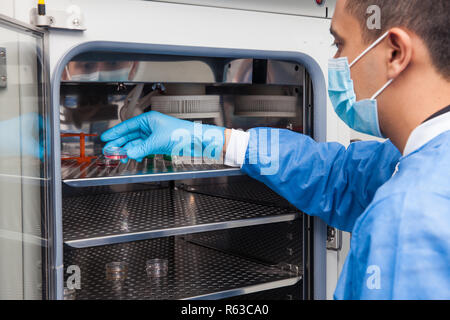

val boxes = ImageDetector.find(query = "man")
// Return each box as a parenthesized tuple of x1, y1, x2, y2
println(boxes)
(101, 0, 450, 299)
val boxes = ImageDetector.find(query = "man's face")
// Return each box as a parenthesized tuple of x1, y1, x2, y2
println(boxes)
(331, 0, 388, 101)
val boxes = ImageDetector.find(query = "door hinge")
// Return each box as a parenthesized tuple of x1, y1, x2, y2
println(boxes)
(30, 5, 86, 31)
(276, 263, 302, 276)
(326, 226, 342, 251)
(0, 48, 6, 88)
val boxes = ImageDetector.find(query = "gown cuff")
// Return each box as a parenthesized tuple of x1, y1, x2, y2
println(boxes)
(224, 129, 250, 168)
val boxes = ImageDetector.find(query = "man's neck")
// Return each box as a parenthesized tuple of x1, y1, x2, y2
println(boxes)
(381, 73, 450, 154)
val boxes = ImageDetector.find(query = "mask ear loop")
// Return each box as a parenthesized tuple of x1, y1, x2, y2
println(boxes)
(65, 66, 72, 81)
(349, 31, 391, 68)
(371, 78, 394, 100)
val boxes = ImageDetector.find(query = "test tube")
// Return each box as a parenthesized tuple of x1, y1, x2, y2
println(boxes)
(145, 258, 168, 278)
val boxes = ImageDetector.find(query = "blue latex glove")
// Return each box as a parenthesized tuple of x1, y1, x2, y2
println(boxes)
(0, 113, 44, 159)
(101, 111, 225, 162)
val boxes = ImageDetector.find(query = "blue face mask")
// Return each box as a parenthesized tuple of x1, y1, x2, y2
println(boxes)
(328, 31, 394, 138)
(98, 67, 132, 82)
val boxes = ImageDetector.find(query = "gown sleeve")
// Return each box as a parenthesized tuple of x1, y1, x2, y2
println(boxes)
(241, 128, 401, 232)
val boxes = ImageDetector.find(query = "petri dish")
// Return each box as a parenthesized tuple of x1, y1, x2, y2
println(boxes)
(64, 287, 76, 300)
(96, 158, 120, 168)
(106, 261, 129, 281)
(103, 146, 127, 161)
(145, 258, 168, 278)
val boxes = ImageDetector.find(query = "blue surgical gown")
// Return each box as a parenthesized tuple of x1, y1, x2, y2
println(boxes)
(241, 128, 450, 299)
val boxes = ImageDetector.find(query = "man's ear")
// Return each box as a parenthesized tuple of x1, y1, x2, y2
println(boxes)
(385, 28, 413, 79)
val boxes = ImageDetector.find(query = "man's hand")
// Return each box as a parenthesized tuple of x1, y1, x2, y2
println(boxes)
(101, 111, 226, 162)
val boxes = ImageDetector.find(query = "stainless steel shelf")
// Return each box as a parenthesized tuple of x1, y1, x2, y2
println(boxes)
(182, 177, 294, 209)
(63, 188, 300, 248)
(63, 237, 302, 300)
(62, 156, 243, 187)
(185, 220, 303, 267)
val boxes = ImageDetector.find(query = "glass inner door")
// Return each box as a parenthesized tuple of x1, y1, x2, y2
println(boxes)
(0, 17, 50, 300)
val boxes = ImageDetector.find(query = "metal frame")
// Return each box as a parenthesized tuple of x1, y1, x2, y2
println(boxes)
(51, 41, 328, 300)
(39, 26, 56, 301)
(0, 13, 47, 34)
(302, 71, 327, 300)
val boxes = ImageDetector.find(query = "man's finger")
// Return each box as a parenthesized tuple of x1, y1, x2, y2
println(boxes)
(103, 131, 142, 149)
(126, 137, 157, 160)
(100, 115, 144, 142)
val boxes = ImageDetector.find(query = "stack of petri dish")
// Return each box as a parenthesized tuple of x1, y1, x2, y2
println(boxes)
(105, 261, 129, 281)
(64, 287, 76, 300)
(97, 146, 128, 167)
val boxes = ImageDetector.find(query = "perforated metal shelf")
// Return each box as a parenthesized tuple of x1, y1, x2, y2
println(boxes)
(62, 156, 242, 187)
(185, 220, 303, 267)
(182, 178, 294, 209)
(63, 237, 301, 300)
(63, 188, 300, 248)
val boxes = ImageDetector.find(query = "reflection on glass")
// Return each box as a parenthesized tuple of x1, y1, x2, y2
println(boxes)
(0, 113, 43, 159)
(61, 58, 219, 84)
(62, 61, 138, 82)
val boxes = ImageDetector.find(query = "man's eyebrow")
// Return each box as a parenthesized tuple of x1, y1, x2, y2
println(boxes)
(330, 26, 343, 41)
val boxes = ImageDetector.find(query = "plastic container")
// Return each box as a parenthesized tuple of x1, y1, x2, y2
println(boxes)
(64, 287, 76, 300)
(105, 261, 129, 281)
(145, 258, 168, 278)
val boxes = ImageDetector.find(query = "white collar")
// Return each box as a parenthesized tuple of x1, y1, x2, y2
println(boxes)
(403, 111, 450, 156)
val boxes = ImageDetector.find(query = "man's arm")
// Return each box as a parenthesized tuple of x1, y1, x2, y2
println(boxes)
(224, 128, 401, 232)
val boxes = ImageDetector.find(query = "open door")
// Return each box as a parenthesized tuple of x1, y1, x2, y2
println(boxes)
(0, 14, 53, 299)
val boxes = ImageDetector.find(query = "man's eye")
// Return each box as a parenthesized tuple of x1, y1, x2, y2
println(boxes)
(332, 41, 341, 49)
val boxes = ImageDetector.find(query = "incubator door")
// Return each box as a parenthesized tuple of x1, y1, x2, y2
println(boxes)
(0, 15, 52, 299)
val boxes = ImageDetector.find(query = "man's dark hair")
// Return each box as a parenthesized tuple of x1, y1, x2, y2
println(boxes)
(345, 0, 450, 80)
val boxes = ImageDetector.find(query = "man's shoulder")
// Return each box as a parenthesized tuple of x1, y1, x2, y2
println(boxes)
(375, 134, 450, 200)
(356, 184, 450, 236)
